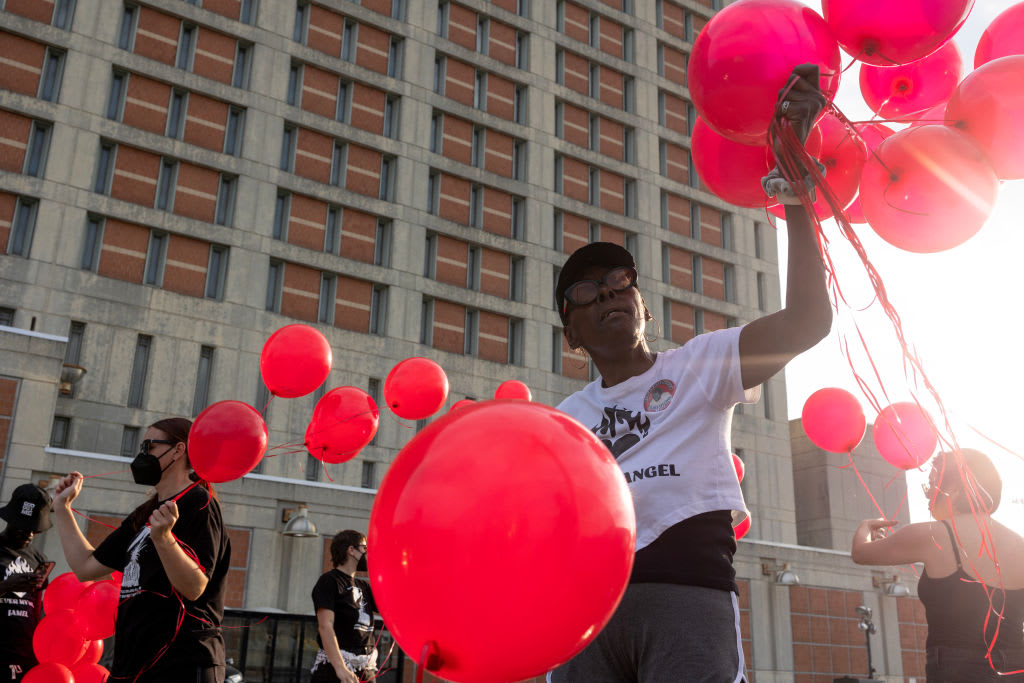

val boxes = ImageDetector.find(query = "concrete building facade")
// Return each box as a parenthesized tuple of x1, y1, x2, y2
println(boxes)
(1, 0, 928, 680)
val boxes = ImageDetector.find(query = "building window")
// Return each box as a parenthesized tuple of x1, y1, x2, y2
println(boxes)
(205, 245, 228, 300)
(379, 156, 395, 200)
(624, 128, 636, 164)
(511, 197, 524, 240)
(370, 285, 387, 335)
(433, 56, 445, 95)
(757, 272, 766, 311)
(474, 71, 487, 110)
(722, 214, 734, 250)
(325, 206, 341, 253)
(690, 203, 701, 240)
(337, 81, 351, 123)
(255, 374, 270, 421)
(361, 461, 376, 488)
(374, 219, 391, 267)
(517, 0, 529, 18)
(387, 37, 402, 78)
(383, 95, 398, 139)
(510, 257, 524, 301)
(464, 309, 479, 355)
(233, 43, 251, 88)
(430, 112, 442, 153)
(471, 127, 484, 168)
(155, 159, 177, 211)
(118, 5, 137, 50)
(318, 274, 336, 323)
(724, 265, 736, 303)
(476, 17, 489, 53)
(625, 179, 637, 217)
(193, 346, 214, 416)
(280, 124, 296, 171)
(53, 0, 76, 29)
(7, 199, 38, 258)
(0, 308, 13, 327)
(294, 2, 309, 42)
(177, 25, 196, 70)
(81, 215, 103, 270)
(436, 1, 449, 36)
(469, 185, 483, 228)
(426, 172, 439, 214)
(266, 259, 283, 312)
(515, 32, 528, 69)
(215, 175, 236, 226)
(467, 246, 480, 289)
(127, 334, 152, 408)
(754, 222, 764, 259)
(423, 233, 437, 278)
(623, 27, 635, 62)
(224, 108, 244, 156)
(588, 167, 599, 205)
(241, 0, 257, 24)
(166, 90, 187, 139)
(144, 232, 167, 286)
(50, 417, 70, 448)
(24, 122, 52, 178)
(341, 20, 356, 62)
(514, 85, 526, 124)
(589, 14, 600, 48)
(509, 318, 523, 365)
(94, 142, 115, 194)
(272, 192, 290, 240)
(287, 63, 302, 106)
(550, 327, 561, 373)
(121, 426, 140, 457)
(513, 140, 526, 180)
(107, 70, 127, 120)
(588, 63, 599, 99)
(306, 454, 320, 481)
(65, 321, 85, 365)
(38, 48, 66, 102)
(331, 142, 346, 186)
(688, 150, 699, 188)
(694, 308, 705, 335)
(692, 254, 702, 294)
(553, 155, 563, 193)
(420, 297, 434, 345)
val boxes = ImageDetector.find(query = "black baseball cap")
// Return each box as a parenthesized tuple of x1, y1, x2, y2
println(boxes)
(0, 484, 53, 533)
(555, 242, 637, 324)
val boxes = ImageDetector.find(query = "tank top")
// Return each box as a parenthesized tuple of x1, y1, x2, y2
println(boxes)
(917, 520, 1024, 651)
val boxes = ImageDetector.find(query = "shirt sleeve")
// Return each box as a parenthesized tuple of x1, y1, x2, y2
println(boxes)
(92, 518, 135, 571)
(311, 573, 335, 613)
(689, 327, 760, 410)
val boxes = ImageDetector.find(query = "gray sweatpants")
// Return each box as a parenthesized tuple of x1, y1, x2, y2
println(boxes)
(548, 583, 746, 683)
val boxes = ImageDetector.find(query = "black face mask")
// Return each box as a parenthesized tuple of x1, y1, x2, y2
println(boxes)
(356, 551, 368, 573)
(131, 440, 176, 486)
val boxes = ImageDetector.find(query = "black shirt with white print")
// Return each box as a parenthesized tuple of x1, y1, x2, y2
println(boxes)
(93, 485, 230, 681)
(0, 543, 46, 665)
(312, 569, 377, 655)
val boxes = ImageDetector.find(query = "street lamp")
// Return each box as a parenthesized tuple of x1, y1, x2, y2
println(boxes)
(855, 605, 878, 680)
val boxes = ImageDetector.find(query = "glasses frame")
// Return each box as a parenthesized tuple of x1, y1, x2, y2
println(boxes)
(140, 438, 176, 453)
(562, 266, 638, 315)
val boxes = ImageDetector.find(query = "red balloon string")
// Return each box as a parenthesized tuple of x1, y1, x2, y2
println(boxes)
(81, 469, 128, 479)
(71, 507, 117, 529)
(839, 451, 887, 518)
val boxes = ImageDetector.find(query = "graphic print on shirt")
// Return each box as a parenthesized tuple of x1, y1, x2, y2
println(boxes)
(591, 405, 651, 459)
(643, 379, 675, 413)
(121, 527, 151, 599)
(2, 556, 33, 598)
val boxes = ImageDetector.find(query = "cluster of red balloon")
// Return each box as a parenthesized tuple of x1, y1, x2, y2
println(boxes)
(732, 453, 752, 540)
(25, 572, 119, 682)
(687, 0, 1024, 255)
(801, 388, 938, 470)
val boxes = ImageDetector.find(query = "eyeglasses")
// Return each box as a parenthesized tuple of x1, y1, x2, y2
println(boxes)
(140, 439, 176, 453)
(562, 266, 638, 315)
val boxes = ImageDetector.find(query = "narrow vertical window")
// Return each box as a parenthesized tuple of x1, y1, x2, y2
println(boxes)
(690, 203, 701, 240)
(280, 125, 296, 171)
(469, 185, 482, 228)
(39, 49, 65, 102)
(423, 233, 437, 278)
(427, 172, 439, 214)
(240, 0, 257, 24)
(511, 197, 524, 240)
(193, 346, 214, 415)
(464, 309, 479, 355)
(379, 156, 395, 200)
(224, 108, 243, 156)
(474, 71, 487, 110)
(8, 199, 38, 258)
(121, 426, 140, 456)
(588, 167, 599, 206)
(383, 96, 398, 139)
(476, 17, 489, 53)
(589, 113, 600, 152)
(65, 321, 86, 365)
(430, 112, 442, 153)
(287, 63, 302, 106)
(466, 246, 480, 289)
(515, 32, 528, 69)
(757, 272, 766, 311)
(52, 0, 76, 30)
(215, 175, 236, 226)
(155, 159, 177, 210)
(318, 274, 336, 323)
(205, 245, 228, 300)
(294, 3, 309, 42)
(341, 20, 356, 62)
(325, 206, 340, 254)
(374, 219, 391, 267)
(514, 85, 526, 123)
(82, 215, 103, 270)
(24, 123, 52, 178)
(661, 245, 671, 284)
(361, 461, 377, 489)
(387, 37, 402, 78)
(166, 90, 187, 139)
(144, 232, 167, 285)
(336, 81, 350, 123)
(272, 192, 289, 240)
(724, 265, 736, 303)
(420, 298, 433, 345)
(471, 127, 484, 167)
(369, 285, 386, 335)
(433, 56, 444, 94)
(437, 1, 449, 36)
(233, 44, 251, 88)
(127, 334, 152, 408)
(107, 70, 127, 120)
(266, 260, 283, 312)
(510, 257, 524, 301)
(177, 25, 195, 70)
(0, 308, 13, 327)
(508, 319, 523, 365)
(513, 140, 525, 180)
(118, 5, 137, 50)
(330, 142, 346, 187)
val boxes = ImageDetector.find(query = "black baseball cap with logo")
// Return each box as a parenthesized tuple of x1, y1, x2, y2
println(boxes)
(555, 242, 637, 324)
(0, 484, 53, 533)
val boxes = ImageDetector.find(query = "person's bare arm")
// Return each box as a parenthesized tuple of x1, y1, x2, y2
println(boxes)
(851, 518, 934, 566)
(316, 608, 358, 683)
(52, 472, 117, 581)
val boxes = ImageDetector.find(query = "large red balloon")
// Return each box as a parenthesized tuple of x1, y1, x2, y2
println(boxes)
(306, 387, 379, 464)
(188, 401, 268, 483)
(70, 663, 109, 683)
(77, 639, 103, 666)
(76, 580, 118, 640)
(873, 402, 937, 470)
(822, 0, 973, 66)
(688, 0, 841, 145)
(947, 55, 1024, 180)
(43, 573, 93, 615)
(493, 380, 532, 401)
(909, 100, 950, 128)
(23, 663, 74, 683)
(801, 388, 866, 453)
(384, 357, 449, 420)
(975, 2, 1024, 68)
(259, 324, 332, 398)
(860, 125, 998, 253)
(845, 123, 895, 224)
(734, 515, 752, 540)
(368, 401, 635, 683)
(33, 610, 87, 666)
(691, 118, 771, 208)
(860, 42, 962, 119)
(732, 453, 746, 484)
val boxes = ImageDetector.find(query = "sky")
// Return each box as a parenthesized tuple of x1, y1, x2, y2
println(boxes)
(778, 1, 1024, 527)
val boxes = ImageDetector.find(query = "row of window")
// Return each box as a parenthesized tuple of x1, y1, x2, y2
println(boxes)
(554, 154, 637, 217)
(419, 298, 524, 365)
(436, 1, 529, 70)
(430, 112, 527, 180)
(272, 192, 392, 265)
(280, 126, 396, 200)
(287, 63, 400, 138)
(0, 32, 66, 102)
(433, 54, 527, 123)
(556, 1, 635, 63)
(555, 48, 635, 112)
(425, 171, 526, 239)
(1, 0, 76, 30)
(294, 2, 403, 79)
(423, 232, 525, 301)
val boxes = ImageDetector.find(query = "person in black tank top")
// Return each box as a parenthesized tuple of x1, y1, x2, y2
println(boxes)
(851, 448, 1024, 682)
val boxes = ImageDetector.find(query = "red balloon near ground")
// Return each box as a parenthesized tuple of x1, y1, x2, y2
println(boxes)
(70, 662, 110, 683)
(975, 2, 1024, 68)
(384, 357, 449, 420)
(494, 380, 532, 401)
(306, 387, 379, 464)
(77, 639, 103, 666)
(448, 399, 475, 412)
(734, 515, 752, 540)
(860, 42, 962, 119)
(845, 123, 895, 224)
(688, 0, 841, 145)
(259, 324, 332, 398)
(76, 580, 118, 640)
(33, 610, 87, 666)
(23, 663, 74, 683)
(732, 453, 746, 483)
(860, 125, 998, 253)
(369, 401, 635, 683)
(691, 118, 771, 208)
(947, 55, 1024, 180)
(873, 402, 938, 470)
(822, 0, 973, 66)
(188, 401, 268, 483)
(801, 388, 866, 453)
(43, 573, 93, 615)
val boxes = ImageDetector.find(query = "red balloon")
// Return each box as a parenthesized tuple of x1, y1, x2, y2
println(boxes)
(975, 2, 1024, 68)
(822, 0, 973, 66)
(33, 610, 87, 666)
(909, 100, 950, 127)
(76, 580, 118, 640)
(873, 402, 938, 470)
(384, 357, 449, 420)
(306, 387, 379, 464)
(947, 55, 1024, 180)
(448, 399, 475, 412)
(801, 388, 866, 453)
(688, 0, 841, 145)
(77, 639, 103, 666)
(734, 515, 752, 540)
(691, 118, 771, 208)
(23, 663, 74, 683)
(845, 123, 895, 224)
(188, 401, 268, 483)
(43, 573, 93, 615)
(732, 453, 746, 483)
(493, 380, 532, 401)
(70, 663, 109, 683)
(260, 324, 332, 398)
(860, 42, 962, 119)
(860, 125, 998, 253)
(368, 401, 635, 683)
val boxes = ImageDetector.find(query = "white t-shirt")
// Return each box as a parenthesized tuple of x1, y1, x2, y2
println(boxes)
(557, 327, 759, 551)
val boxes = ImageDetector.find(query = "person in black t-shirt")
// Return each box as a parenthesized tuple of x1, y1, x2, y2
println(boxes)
(0, 484, 52, 683)
(52, 417, 231, 683)
(310, 530, 382, 683)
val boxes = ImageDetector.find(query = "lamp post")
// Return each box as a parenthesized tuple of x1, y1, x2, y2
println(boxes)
(855, 605, 878, 680)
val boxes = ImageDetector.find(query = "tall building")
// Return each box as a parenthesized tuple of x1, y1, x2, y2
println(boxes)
(1, 0, 929, 680)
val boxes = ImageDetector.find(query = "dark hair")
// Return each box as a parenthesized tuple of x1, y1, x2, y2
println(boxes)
(934, 448, 1002, 514)
(330, 530, 366, 567)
